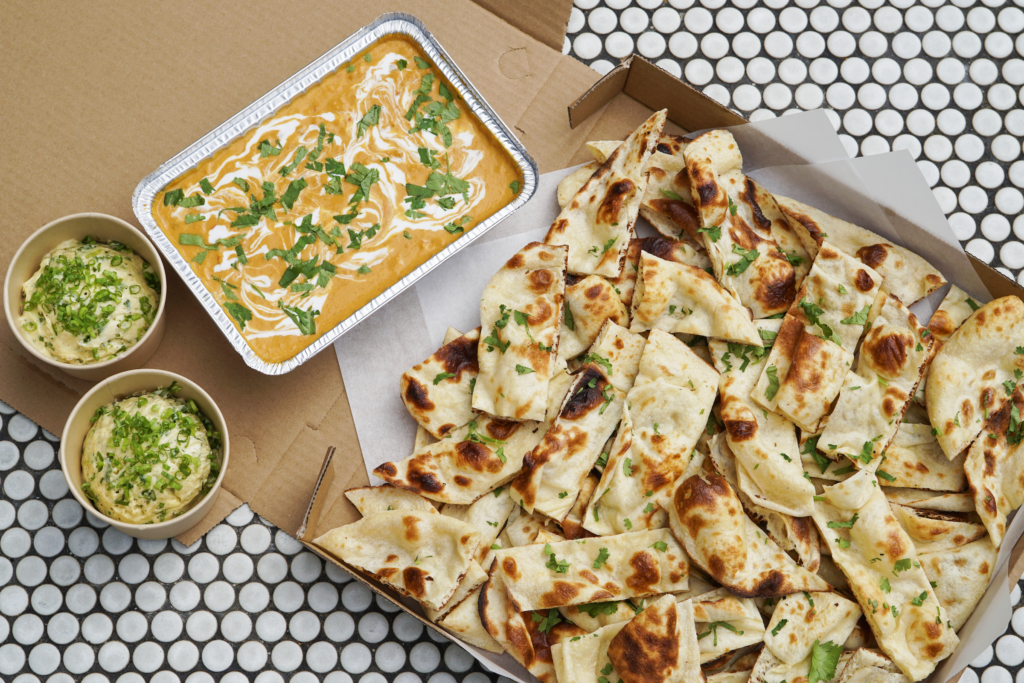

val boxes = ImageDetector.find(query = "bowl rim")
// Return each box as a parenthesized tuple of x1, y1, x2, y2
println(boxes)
(59, 368, 230, 532)
(3, 212, 169, 371)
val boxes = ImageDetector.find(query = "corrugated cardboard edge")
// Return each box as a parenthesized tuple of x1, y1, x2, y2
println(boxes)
(568, 55, 747, 131)
(470, 0, 574, 53)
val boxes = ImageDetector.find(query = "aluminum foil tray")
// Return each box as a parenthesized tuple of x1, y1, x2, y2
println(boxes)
(132, 12, 538, 375)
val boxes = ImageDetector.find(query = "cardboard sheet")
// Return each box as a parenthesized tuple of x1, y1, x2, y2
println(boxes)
(331, 111, 1023, 681)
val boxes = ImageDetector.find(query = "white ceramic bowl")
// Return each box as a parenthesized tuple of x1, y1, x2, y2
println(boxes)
(4, 213, 167, 381)
(60, 369, 230, 540)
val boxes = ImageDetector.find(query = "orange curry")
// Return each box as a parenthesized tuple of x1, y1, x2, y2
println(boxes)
(153, 36, 521, 364)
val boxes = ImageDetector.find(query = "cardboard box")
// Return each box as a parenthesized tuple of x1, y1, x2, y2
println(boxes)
(3, 3, 1023, 680)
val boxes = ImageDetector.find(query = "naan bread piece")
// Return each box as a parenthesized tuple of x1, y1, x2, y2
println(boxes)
(774, 194, 946, 305)
(836, 648, 909, 683)
(964, 391, 1024, 549)
(752, 648, 854, 683)
(557, 161, 601, 209)
(762, 591, 862, 665)
(881, 489, 974, 513)
(919, 537, 997, 631)
(709, 433, 821, 571)
(801, 435, 855, 482)
(630, 252, 762, 344)
(500, 507, 558, 549)
(374, 415, 543, 505)
(870, 423, 966, 491)
(608, 595, 703, 683)
(495, 529, 690, 611)
(436, 585, 503, 653)
(642, 153, 704, 244)
(424, 560, 487, 621)
(559, 275, 630, 360)
(401, 328, 481, 438)
(479, 563, 587, 683)
(927, 285, 981, 341)
(585, 330, 719, 535)
(546, 110, 667, 277)
(927, 296, 1024, 460)
(609, 236, 712, 309)
(344, 485, 438, 517)
(584, 320, 648, 393)
(708, 671, 752, 683)
(684, 129, 798, 318)
(474, 242, 567, 422)
(811, 471, 959, 680)
(819, 295, 936, 469)
(562, 472, 599, 540)
(742, 177, 811, 288)
(314, 510, 480, 611)
(441, 486, 516, 568)
(558, 598, 636, 633)
(753, 242, 882, 430)
(710, 323, 816, 518)
(669, 473, 829, 597)
(890, 505, 986, 554)
(511, 364, 626, 520)
(692, 588, 766, 663)
(551, 619, 629, 683)
(414, 426, 436, 451)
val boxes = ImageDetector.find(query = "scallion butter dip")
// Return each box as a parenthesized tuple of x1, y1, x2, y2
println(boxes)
(20, 237, 160, 364)
(81, 384, 221, 525)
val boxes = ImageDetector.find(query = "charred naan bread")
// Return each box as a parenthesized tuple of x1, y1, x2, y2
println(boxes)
(546, 110, 667, 276)
(558, 162, 601, 209)
(964, 391, 1024, 549)
(684, 130, 798, 318)
(441, 485, 516, 568)
(511, 364, 626, 520)
(641, 152, 704, 245)
(710, 433, 821, 571)
(811, 471, 959, 680)
(608, 595, 703, 683)
(401, 328, 480, 438)
(436, 585, 503, 653)
(558, 596, 636, 633)
(609, 236, 712, 309)
(890, 504, 986, 554)
(753, 242, 882, 431)
(585, 330, 719, 535)
(919, 537, 997, 631)
(374, 414, 543, 504)
(495, 529, 690, 611)
(926, 296, 1024, 460)
(818, 295, 936, 470)
(869, 423, 967, 491)
(314, 510, 480, 611)
(774, 194, 946, 305)
(751, 642, 855, 683)
(344, 485, 438, 517)
(928, 285, 981, 341)
(691, 588, 766, 663)
(562, 471, 600, 541)
(584, 321, 648, 393)
(836, 648, 909, 683)
(761, 591, 862, 666)
(559, 275, 629, 360)
(479, 563, 587, 683)
(630, 252, 762, 345)
(551, 619, 629, 683)
(669, 473, 829, 597)
(474, 242, 567, 421)
(710, 322, 816, 518)
(424, 560, 487, 621)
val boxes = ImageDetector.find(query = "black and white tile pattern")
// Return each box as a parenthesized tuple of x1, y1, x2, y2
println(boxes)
(5, 1, 1024, 680)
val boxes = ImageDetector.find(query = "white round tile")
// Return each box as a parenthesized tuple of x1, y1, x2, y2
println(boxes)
(69, 529, 99, 558)
(154, 553, 185, 583)
(273, 582, 304, 613)
(996, 187, 1024, 213)
(65, 584, 96, 614)
(255, 555, 286, 584)
(0, 586, 28, 616)
(0, 643, 25, 676)
(98, 642, 129, 673)
(1002, 242, 1024, 270)
(167, 642, 199, 672)
(187, 553, 219, 583)
(7, 416, 38, 442)
(30, 584, 61, 615)
(169, 582, 201, 612)
(960, 185, 990, 213)
(572, 33, 602, 59)
(63, 643, 94, 675)
(256, 612, 287, 642)
(203, 581, 235, 612)
(151, 611, 183, 643)
(604, 32, 634, 58)
(46, 613, 78, 644)
(116, 612, 148, 643)
(186, 611, 218, 642)
(272, 641, 304, 673)
(28, 643, 60, 676)
(237, 642, 268, 673)
(289, 610, 321, 642)
(923, 30, 952, 57)
(982, 667, 1012, 683)
(13, 614, 43, 644)
(652, 7, 682, 33)
(620, 6, 649, 33)
(201, 640, 233, 673)
(132, 642, 164, 674)
(765, 31, 794, 57)
(220, 611, 252, 642)
(587, 7, 617, 33)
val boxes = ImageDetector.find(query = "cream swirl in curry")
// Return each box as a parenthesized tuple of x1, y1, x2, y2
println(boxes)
(153, 36, 521, 364)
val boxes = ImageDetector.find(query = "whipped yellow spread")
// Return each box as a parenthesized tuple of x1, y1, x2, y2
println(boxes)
(20, 238, 160, 364)
(81, 386, 221, 524)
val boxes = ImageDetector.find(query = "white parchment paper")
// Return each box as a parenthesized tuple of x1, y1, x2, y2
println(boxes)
(332, 110, 1016, 683)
